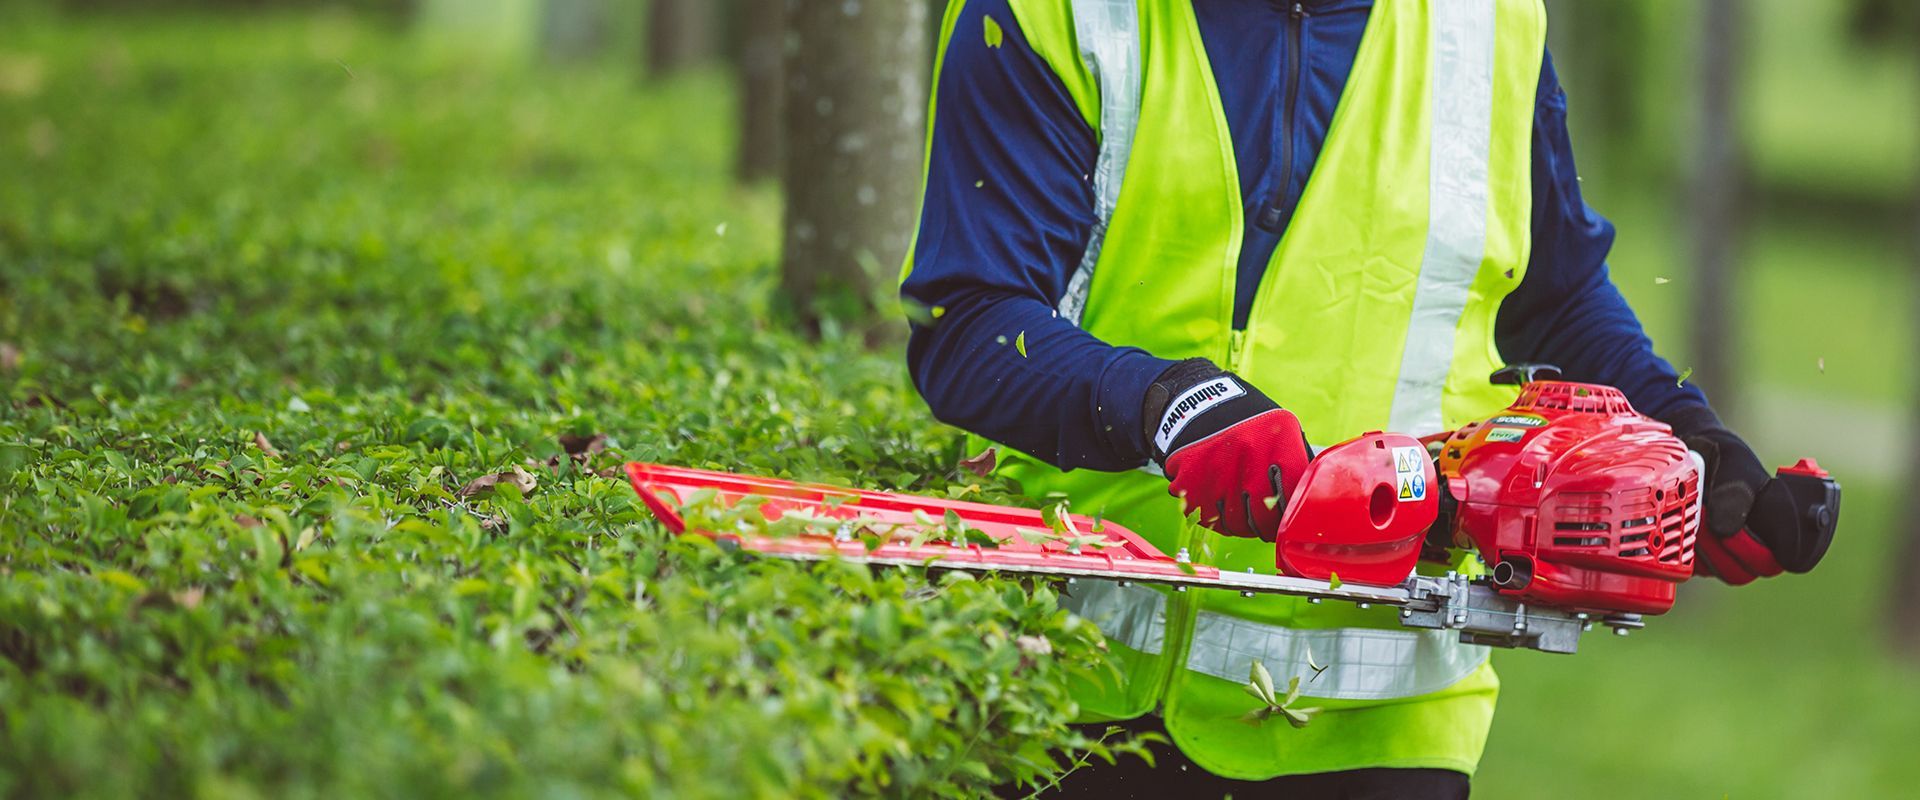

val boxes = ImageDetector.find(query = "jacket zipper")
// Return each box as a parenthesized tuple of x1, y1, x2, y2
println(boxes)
(1173, 6, 1305, 710)
(1256, 2, 1307, 233)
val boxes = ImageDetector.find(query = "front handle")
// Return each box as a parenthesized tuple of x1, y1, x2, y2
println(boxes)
(1768, 458, 1841, 572)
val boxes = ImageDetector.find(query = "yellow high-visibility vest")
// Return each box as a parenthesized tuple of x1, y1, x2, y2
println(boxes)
(906, 0, 1545, 779)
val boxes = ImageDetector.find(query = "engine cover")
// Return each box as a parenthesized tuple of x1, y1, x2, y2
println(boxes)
(1433, 381, 1700, 614)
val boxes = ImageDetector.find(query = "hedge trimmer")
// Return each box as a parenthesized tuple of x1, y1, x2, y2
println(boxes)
(626, 372, 1839, 655)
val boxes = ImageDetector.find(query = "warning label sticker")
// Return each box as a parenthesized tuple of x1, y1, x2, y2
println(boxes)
(1392, 445, 1427, 503)
(1486, 427, 1527, 443)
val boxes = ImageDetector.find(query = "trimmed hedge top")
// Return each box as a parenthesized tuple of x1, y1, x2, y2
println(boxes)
(0, 11, 1134, 797)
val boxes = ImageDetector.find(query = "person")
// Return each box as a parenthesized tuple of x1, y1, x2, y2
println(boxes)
(898, 0, 1832, 796)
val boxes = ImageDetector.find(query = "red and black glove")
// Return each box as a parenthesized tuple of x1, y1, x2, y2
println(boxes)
(1667, 406, 1838, 585)
(1142, 359, 1311, 540)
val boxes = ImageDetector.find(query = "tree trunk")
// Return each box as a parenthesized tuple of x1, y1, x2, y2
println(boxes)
(779, 0, 929, 336)
(646, 0, 715, 78)
(1890, 49, 1920, 657)
(1687, 0, 1744, 415)
(735, 0, 784, 182)
(539, 0, 609, 63)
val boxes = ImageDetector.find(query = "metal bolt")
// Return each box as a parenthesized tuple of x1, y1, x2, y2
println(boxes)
(1307, 597, 1321, 604)
(1513, 621, 1527, 632)
(1400, 609, 1413, 618)
(1613, 627, 1629, 637)
(1174, 585, 1187, 593)
(1356, 602, 1370, 609)
(1452, 614, 1467, 626)
(1574, 612, 1590, 621)
(1116, 580, 1130, 588)
(1241, 590, 1256, 598)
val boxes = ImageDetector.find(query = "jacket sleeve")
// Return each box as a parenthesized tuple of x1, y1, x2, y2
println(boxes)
(901, 0, 1174, 471)
(1496, 52, 1710, 422)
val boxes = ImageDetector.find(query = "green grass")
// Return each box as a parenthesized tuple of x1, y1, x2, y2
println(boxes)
(0, 11, 1132, 797)
(4, 6, 1916, 799)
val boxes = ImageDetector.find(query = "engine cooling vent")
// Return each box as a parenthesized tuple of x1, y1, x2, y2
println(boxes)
(1614, 474, 1698, 562)
(1513, 382, 1636, 415)
(1551, 492, 1611, 548)
(1655, 473, 1701, 565)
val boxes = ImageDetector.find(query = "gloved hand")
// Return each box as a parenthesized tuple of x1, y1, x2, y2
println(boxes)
(1142, 359, 1311, 540)
(1667, 406, 1836, 585)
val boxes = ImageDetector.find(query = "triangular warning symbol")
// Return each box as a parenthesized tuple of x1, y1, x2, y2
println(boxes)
(1399, 478, 1413, 499)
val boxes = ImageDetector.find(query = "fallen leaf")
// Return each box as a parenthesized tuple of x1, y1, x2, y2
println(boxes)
(234, 514, 264, 528)
(0, 341, 19, 373)
(252, 431, 281, 459)
(459, 466, 538, 498)
(958, 447, 997, 477)
(335, 441, 353, 452)
(559, 433, 607, 457)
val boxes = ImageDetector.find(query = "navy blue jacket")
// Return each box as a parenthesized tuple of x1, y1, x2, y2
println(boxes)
(902, 0, 1704, 471)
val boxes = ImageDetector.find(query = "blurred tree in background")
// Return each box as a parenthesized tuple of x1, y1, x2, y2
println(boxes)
(645, 0, 715, 78)
(538, 0, 607, 64)
(1848, 0, 1920, 656)
(1689, 0, 1748, 415)
(734, 0, 784, 183)
(777, 0, 928, 339)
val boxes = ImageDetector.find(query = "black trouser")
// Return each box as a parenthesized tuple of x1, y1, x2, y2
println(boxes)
(1015, 717, 1470, 799)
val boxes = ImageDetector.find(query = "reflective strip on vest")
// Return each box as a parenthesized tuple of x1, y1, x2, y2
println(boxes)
(1387, 0, 1498, 436)
(1058, 579, 1165, 655)
(1055, 0, 1140, 326)
(1186, 612, 1489, 701)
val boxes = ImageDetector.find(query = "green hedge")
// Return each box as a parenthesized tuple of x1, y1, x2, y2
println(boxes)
(0, 11, 1138, 797)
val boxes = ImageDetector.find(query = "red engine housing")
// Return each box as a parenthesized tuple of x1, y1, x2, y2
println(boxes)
(1433, 381, 1700, 615)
